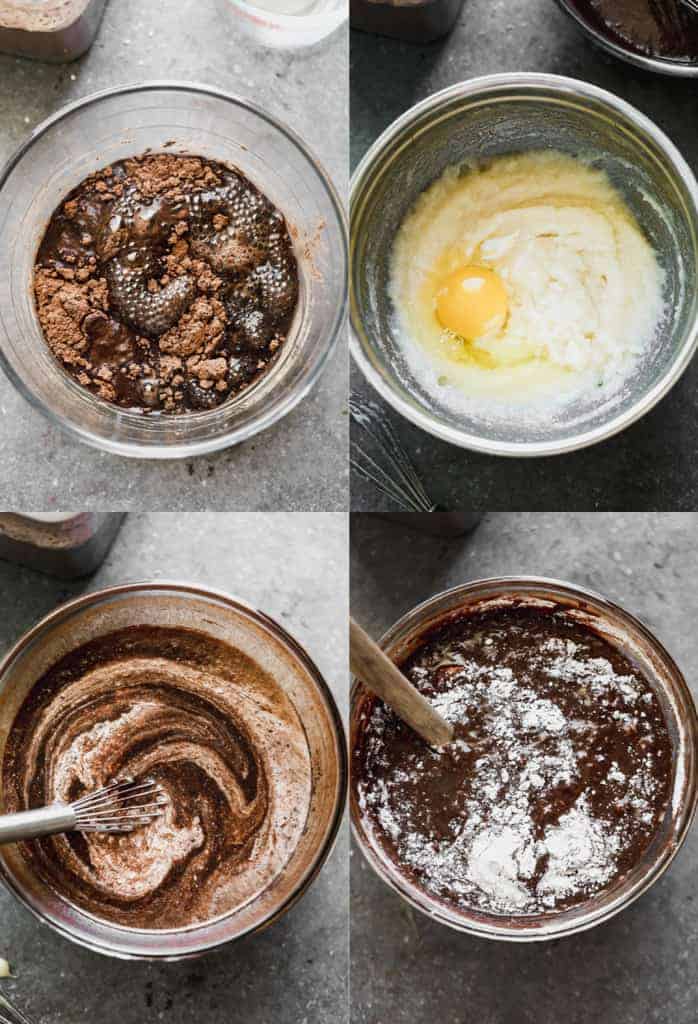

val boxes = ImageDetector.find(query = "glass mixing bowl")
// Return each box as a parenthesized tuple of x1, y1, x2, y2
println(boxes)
(0, 82, 347, 458)
(350, 73, 698, 456)
(222, 0, 347, 49)
(0, 581, 347, 959)
(350, 577, 698, 940)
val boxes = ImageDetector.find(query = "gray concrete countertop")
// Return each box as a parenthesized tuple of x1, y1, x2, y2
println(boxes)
(350, 512, 698, 1024)
(0, 511, 348, 1023)
(350, 1, 698, 511)
(0, 0, 348, 511)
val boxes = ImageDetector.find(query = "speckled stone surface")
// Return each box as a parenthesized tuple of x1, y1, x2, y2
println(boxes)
(350, 1, 698, 511)
(350, 512, 698, 1024)
(0, 0, 348, 511)
(0, 512, 348, 1023)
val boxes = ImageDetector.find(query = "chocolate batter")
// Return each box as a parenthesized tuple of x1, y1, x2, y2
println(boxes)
(571, 0, 698, 63)
(353, 604, 672, 916)
(34, 154, 299, 413)
(2, 626, 312, 929)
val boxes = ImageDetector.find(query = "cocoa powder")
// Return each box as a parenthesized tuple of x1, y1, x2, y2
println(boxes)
(33, 153, 299, 413)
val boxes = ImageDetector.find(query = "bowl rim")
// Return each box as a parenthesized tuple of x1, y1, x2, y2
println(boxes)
(349, 72, 698, 458)
(0, 79, 348, 460)
(552, 0, 698, 78)
(0, 578, 348, 960)
(349, 574, 698, 941)
(229, 0, 346, 29)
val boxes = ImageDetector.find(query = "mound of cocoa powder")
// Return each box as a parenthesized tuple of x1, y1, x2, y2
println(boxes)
(33, 153, 299, 414)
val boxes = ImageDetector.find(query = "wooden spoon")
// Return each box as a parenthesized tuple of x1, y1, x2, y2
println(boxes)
(350, 616, 454, 747)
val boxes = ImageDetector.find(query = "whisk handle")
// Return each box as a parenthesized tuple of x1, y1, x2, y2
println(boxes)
(0, 805, 76, 845)
(0, 990, 39, 1024)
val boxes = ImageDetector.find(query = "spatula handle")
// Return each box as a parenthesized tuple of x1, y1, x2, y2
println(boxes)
(350, 617, 454, 747)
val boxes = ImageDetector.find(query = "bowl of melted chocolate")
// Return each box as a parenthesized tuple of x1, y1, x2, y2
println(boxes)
(0, 582, 346, 958)
(0, 83, 347, 457)
(555, 0, 698, 75)
(351, 578, 698, 940)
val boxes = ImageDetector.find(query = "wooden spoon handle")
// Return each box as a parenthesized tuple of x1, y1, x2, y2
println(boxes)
(350, 617, 454, 748)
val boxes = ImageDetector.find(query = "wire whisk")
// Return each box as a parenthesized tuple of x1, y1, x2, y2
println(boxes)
(71, 778, 166, 833)
(350, 394, 437, 512)
(0, 777, 167, 846)
(0, 990, 37, 1024)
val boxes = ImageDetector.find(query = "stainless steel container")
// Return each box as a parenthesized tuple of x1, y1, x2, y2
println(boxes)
(350, 73, 698, 457)
(351, 576, 698, 941)
(0, 513, 124, 578)
(0, 0, 107, 62)
(0, 581, 347, 959)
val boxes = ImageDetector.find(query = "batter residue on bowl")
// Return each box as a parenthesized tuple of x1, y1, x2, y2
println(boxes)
(353, 604, 672, 917)
(2, 626, 312, 929)
(390, 150, 664, 417)
(34, 154, 299, 413)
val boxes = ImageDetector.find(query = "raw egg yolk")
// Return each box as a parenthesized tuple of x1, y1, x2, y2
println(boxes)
(435, 265, 508, 341)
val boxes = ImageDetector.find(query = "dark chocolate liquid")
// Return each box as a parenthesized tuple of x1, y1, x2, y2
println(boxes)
(571, 0, 698, 62)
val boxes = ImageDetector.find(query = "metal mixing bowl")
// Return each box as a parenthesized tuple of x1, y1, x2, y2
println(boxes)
(0, 581, 347, 960)
(0, 82, 347, 458)
(351, 577, 698, 941)
(553, 0, 698, 78)
(350, 73, 698, 456)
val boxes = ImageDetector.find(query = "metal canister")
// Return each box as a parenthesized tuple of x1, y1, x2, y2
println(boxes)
(350, 0, 465, 43)
(0, 0, 107, 62)
(0, 513, 125, 578)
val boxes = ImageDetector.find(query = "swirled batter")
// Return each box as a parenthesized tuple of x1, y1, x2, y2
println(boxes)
(34, 154, 299, 413)
(354, 605, 672, 917)
(2, 626, 312, 929)
(390, 150, 664, 414)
